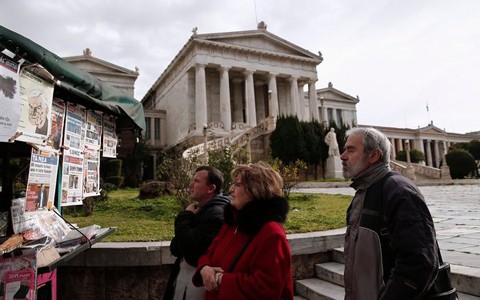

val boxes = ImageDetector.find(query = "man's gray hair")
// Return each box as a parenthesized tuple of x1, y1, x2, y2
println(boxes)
(346, 127, 391, 163)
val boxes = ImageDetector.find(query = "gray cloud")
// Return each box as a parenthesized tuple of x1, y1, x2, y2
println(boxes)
(2, 0, 479, 133)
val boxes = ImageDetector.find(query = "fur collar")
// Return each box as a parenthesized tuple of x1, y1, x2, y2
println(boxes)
(224, 196, 289, 235)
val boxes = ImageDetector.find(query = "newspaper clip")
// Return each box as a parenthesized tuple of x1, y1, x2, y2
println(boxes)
(8, 131, 23, 142)
(26, 143, 39, 151)
(61, 145, 70, 151)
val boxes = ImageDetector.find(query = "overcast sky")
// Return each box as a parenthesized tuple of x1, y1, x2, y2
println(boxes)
(2, 0, 479, 134)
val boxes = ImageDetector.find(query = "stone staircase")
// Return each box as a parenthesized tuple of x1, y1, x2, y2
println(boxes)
(295, 248, 480, 300)
(182, 116, 275, 160)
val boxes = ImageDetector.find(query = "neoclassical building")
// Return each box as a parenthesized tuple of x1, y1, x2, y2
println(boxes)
(142, 22, 323, 147)
(64, 24, 478, 180)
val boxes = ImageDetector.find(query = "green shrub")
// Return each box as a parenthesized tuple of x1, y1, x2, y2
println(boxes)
(396, 149, 425, 163)
(105, 176, 124, 187)
(104, 159, 122, 177)
(445, 149, 476, 179)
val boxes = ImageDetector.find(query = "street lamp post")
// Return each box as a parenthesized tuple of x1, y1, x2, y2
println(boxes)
(203, 123, 208, 163)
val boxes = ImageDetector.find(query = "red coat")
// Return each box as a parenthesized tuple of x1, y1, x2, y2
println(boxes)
(194, 221, 293, 300)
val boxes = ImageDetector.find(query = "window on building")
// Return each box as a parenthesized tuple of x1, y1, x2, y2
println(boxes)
(145, 117, 151, 140)
(336, 109, 343, 125)
(154, 118, 161, 140)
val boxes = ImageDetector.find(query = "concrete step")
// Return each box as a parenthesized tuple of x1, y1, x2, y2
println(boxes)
(315, 261, 344, 287)
(458, 292, 480, 300)
(329, 248, 480, 296)
(330, 247, 344, 264)
(296, 278, 345, 300)
(451, 264, 480, 297)
(296, 250, 480, 299)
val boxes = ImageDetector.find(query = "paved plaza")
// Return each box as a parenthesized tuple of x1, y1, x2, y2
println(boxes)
(294, 183, 480, 270)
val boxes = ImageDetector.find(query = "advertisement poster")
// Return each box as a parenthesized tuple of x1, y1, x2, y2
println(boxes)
(0, 52, 21, 142)
(16, 68, 54, 145)
(63, 103, 86, 150)
(46, 98, 65, 151)
(102, 115, 117, 158)
(24, 149, 59, 212)
(61, 148, 84, 206)
(0, 253, 36, 300)
(83, 146, 100, 197)
(4, 269, 35, 300)
(85, 110, 102, 149)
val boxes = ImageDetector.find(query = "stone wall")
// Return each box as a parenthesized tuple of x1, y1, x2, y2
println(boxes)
(56, 229, 346, 300)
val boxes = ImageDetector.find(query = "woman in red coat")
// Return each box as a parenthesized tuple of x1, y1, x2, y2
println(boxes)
(193, 162, 293, 300)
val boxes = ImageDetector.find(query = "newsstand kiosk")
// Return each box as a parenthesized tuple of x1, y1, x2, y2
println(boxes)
(0, 25, 145, 299)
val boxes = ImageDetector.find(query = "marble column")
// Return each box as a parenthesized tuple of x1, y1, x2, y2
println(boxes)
(390, 138, 396, 160)
(426, 139, 433, 167)
(195, 64, 207, 132)
(268, 73, 279, 118)
(434, 140, 440, 168)
(244, 70, 256, 127)
(308, 80, 319, 121)
(297, 82, 306, 121)
(232, 78, 243, 124)
(289, 77, 299, 116)
(218, 67, 231, 131)
(397, 139, 404, 151)
(332, 108, 338, 125)
(320, 97, 326, 125)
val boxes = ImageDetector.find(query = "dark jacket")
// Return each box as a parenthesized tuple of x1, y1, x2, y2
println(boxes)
(170, 193, 230, 267)
(193, 197, 293, 300)
(344, 164, 438, 300)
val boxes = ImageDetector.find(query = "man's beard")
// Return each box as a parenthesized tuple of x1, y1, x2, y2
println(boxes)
(342, 158, 369, 179)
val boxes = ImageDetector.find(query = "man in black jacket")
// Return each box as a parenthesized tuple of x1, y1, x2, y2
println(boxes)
(341, 127, 438, 299)
(164, 166, 230, 300)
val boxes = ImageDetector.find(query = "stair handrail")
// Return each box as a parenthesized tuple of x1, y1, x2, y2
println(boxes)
(182, 116, 275, 159)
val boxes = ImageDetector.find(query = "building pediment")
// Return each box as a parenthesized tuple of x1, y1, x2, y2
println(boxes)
(317, 83, 359, 104)
(196, 30, 322, 62)
(64, 53, 138, 78)
(417, 124, 445, 134)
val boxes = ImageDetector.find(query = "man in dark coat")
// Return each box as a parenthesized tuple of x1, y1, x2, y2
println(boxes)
(341, 127, 438, 299)
(164, 166, 230, 300)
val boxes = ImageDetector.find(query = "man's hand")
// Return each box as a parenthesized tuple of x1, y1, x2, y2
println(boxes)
(186, 203, 200, 214)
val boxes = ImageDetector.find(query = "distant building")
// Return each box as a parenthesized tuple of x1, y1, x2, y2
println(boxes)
(66, 27, 479, 182)
(64, 48, 139, 97)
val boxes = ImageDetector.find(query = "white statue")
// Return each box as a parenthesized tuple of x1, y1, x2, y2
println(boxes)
(324, 127, 340, 156)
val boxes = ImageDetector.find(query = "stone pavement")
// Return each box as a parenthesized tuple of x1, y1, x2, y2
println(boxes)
(294, 183, 480, 271)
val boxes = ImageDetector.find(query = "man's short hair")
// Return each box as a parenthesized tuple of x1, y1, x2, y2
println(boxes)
(346, 127, 391, 163)
(195, 166, 223, 194)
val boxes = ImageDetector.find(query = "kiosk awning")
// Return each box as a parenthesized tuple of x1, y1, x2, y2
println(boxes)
(0, 25, 145, 132)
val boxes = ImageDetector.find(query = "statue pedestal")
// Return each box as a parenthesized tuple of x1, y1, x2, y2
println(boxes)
(325, 156, 344, 179)
(441, 165, 452, 180)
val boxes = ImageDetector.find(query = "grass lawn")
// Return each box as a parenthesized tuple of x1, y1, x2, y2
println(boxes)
(63, 188, 351, 242)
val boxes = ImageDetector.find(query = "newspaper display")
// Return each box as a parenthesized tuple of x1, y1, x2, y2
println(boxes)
(83, 146, 100, 197)
(85, 110, 102, 149)
(63, 103, 86, 150)
(61, 103, 86, 207)
(61, 148, 84, 206)
(102, 114, 117, 158)
(0, 52, 22, 142)
(0, 253, 36, 300)
(46, 98, 65, 151)
(16, 68, 54, 145)
(24, 149, 59, 212)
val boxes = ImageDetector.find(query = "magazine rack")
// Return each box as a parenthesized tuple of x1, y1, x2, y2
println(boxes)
(35, 227, 116, 299)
